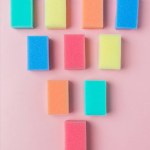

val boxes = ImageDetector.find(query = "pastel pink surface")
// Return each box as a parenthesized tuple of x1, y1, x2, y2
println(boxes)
(64, 34, 85, 69)
(1, 0, 150, 150)
(65, 120, 86, 150)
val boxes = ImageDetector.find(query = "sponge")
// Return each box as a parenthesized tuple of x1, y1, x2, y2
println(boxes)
(45, 0, 66, 29)
(99, 34, 121, 70)
(27, 36, 49, 71)
(116, 0, 139, 29)
(83, 0, 103, 29)
(65, 120, 86, 150)
(48, 80, 69, 115)
(84, 80, 107, 116)
(11, 0, 33, 28)
(64, 34, 85, 70)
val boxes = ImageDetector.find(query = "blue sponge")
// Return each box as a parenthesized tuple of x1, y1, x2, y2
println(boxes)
(116, 0, 139, 29)
(27, 36, 49, 70)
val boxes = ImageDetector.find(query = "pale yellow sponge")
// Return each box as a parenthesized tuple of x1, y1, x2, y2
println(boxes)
(99, 34, 121, 70)
(45, 0, 66, 29)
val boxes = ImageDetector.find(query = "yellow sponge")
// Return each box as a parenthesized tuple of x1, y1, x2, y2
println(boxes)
(99, 34, 121, 70)
(45, 0, 66, 29)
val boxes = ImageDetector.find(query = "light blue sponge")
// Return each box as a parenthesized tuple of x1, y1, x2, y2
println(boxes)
(84, 80, 107, 116)
(27, 36, 49, 71)
(116, 0, 139, 29)
(11, 0, 33, 28)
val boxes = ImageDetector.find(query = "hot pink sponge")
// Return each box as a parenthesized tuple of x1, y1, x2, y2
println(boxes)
(64, 34, 85, 70)
(65, 120, 87, 150)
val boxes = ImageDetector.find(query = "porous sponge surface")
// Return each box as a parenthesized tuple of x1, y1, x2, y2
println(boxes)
(83, 0, 103, 29)
(11, 0, 33, 28)
(116, 0, 139, 29)
(65, 120, 86, 150)
(64, 34, 85, 70)
(99, 34, 121, 70)
(45, 0, 66, 29)
(28, 36, 49, 70)
(84, 80, 107, 116)
(48, 80, 69, 115)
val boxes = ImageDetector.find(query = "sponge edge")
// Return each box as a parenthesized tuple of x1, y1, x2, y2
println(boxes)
(64, 34, 85, 70)
(99, 34, 121, 70)
(116, 0, 139, 29)
(48, 80, 69, 115)
(11, 0, 33, 28)
(65, 120, 86, 150)
(27, 36, 49, 70)
(83, 0, 103, 29)
(45, 0, 66, 29)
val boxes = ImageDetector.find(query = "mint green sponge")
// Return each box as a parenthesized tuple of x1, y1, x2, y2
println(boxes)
(84, 80, 107, 116)
(11, 0, 33, 28)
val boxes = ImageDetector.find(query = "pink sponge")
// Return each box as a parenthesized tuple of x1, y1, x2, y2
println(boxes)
(65, 120, 87, 150)
(64, 34, 85, 70)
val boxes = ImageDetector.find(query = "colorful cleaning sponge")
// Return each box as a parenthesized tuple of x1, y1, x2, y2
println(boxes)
(11, 0, 33, 28)
(99, 34, 121, 70)
(83, 0, 103, 29)
(65, 120, 86, 150)
(45, 0, 66, 29)
(64, 34, 85, 70)
(116, 0, 139, 29)
(27, 36, 49, 70)
(48, 80, 69, 115)
(84, 80, 107, 116)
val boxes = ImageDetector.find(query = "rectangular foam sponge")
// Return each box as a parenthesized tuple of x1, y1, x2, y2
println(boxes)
(11, 0, 33, 28)
(45, 0, 66, 29)
(64, 35, 85, 70)
(27, 36, 49, 70)
(99, 34, 121, 70)
(48, 80, 69, 115)
(84, 80, 107, 116)
(83, 0, 103, 29)
(116, 0, 139, 29)
(65, 120, 86, 150)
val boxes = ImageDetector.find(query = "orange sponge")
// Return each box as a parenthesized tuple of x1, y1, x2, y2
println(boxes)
(83, 0, 103, 29)
(48, 80, 69, 115)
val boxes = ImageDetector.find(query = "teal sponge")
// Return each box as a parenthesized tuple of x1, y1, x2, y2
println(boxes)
(11, 0, 33, 28)
(84, 80, 107, 116)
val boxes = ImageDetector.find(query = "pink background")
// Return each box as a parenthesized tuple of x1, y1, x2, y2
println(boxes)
(1, 0, 150, 150)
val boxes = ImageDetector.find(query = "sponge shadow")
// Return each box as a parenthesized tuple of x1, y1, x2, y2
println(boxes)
(49, 39, 57, 70)
(103, 0, 109, 28)
(138, 0, 144, 28)
(66, 0, 72, 28)
(85, 38, 91, 69)
(69, 81, 75, 113)
(121, 38, 127, 69)
(107, 82, 112, 113)
(34, 0, 38, 28)
(87, 122, 94, 150)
